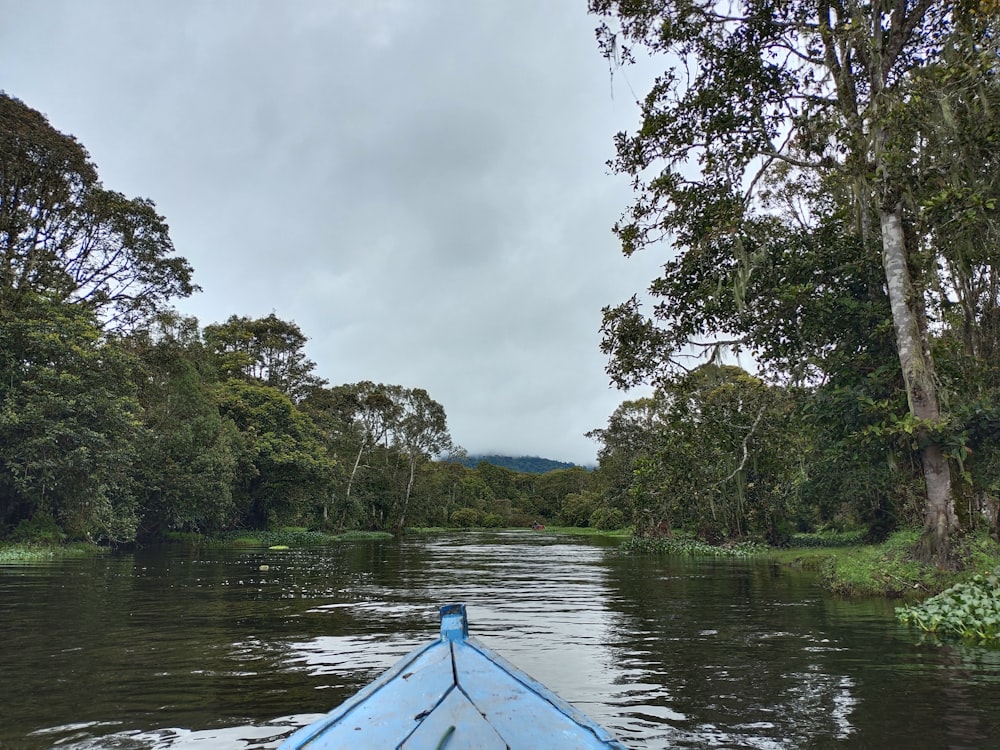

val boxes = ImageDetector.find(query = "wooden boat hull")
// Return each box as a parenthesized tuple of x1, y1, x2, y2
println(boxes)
(279, 604, 627, 749)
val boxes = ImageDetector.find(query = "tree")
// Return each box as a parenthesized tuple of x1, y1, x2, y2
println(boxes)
(588, 0, 997, 562)
(391, 388, 454, 531)
(589, 366, 805, 542)
(322, 381, 402, 527)
(0, 93, 196, 331)
(0, 294, 140, 541)
(532, 467, 592, 519)
(203, 313, 326, 402)
(125, 313, 243, 538)
(214, 379, 334, 528)
(587, 395, 669, 522)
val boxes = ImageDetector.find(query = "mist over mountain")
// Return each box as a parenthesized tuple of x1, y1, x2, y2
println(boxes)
(448, 455, 586, 474)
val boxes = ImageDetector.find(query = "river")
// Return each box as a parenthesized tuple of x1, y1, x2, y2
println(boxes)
(2, 531, 999, 749)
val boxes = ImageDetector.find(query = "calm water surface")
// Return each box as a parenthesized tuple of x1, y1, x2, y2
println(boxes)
(2, 531, 999, 749)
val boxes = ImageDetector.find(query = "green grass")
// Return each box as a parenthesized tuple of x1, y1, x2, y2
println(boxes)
(622, 527, 1000, 599)
(816, 530, 937, 597)
(815, 529, 1000, 598)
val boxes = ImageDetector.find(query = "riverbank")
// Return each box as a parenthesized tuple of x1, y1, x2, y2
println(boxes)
(771, 528, 1000, 598)
(624, 527, 1000, 598)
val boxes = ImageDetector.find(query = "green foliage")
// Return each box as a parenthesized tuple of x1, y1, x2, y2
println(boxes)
(0, 95, 483, 544)
(0, 542, 97, 562)
(481, 513, 505, 528)
(590, 507, 625, 531)
(212, 528, 393, 547)
(0, 93, 195, 330)
(203, 314, 326, 402)
(897, 570, 1000, 643)
(449, 507, 484, 528)
(591, 365, 807, 544)
(127, 315, 243, 538)
(530, 467, 588, 518)
(588, 0, 1000, 564)
(0, 295, 141, 542)
(560, 492, 599, 527)
(215, 379, 334, 529)
(9, 514, 65, 544)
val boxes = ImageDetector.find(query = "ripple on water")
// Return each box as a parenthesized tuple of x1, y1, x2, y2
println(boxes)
(6, 533, 1000, 749)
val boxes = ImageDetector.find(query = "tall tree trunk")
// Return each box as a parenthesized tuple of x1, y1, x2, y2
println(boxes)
(345, 440, 366, 502)
(397, 453, 417, 533)
(880, 203, 959, 564)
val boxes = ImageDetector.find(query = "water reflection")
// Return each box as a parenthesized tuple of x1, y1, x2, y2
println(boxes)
(2, 532, 999, 748)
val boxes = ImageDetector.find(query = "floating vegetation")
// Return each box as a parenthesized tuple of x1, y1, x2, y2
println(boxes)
(624, 536, 767, 558)
(788, 531, 865, 548)
(211, 529, 391, 548)
(897, 569, 1000, 644)
(0, 543, 98, 563)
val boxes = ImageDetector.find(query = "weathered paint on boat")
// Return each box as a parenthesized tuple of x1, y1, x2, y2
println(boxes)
(279, 603, 628, 749)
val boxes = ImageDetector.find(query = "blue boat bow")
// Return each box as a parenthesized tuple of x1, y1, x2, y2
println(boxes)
(279, 603, 627, 749)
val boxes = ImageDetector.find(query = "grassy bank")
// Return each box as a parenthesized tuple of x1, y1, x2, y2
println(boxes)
(627, 527, 1000, 645)
(802, 529, 1000, 598)
(624, 527, 1000, 599)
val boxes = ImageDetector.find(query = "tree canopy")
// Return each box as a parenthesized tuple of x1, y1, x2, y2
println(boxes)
(589, 0, 1000, 562)
(0, 92, 196, 331)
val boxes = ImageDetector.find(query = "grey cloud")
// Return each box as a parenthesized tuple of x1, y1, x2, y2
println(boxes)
(1, 0, 665, 464)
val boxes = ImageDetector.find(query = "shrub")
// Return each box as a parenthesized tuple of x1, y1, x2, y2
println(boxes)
(9, 515, 66, 544)
(590, 507, 625, 531)
(450, 508, 484, 528)
(481, 513, 505, 528)
(560, 492, 598, 527)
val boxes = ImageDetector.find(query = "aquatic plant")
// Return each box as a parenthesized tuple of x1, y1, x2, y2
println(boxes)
(896, 569, 1000, 643)
(789, 530, 865, 548)
(0, 543, 97, 563)
(624, 535, 767, 557)
(213, 528, 391, 547)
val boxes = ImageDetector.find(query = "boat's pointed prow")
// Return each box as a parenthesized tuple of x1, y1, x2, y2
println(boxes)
(439, 603, 469, 642)
(279, 604, 628, 749)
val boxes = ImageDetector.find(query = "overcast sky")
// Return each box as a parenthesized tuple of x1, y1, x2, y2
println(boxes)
(1, 1, 666, 465)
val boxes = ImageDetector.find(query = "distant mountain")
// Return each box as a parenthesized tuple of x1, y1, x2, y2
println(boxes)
(447, 454, 581, 474)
